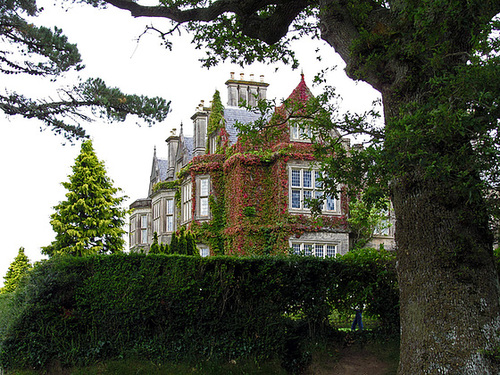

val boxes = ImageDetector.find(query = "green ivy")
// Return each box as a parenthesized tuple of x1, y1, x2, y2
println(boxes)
(152, 180, 180, 193)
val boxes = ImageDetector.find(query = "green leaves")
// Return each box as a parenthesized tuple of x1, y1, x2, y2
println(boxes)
(186, 14, 299, 68)
(42, 140, 127, 257)
(1, 0, 171, 139)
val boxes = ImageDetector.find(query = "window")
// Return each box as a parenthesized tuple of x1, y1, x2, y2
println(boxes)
(140, 215, 148, 244)
(130, 218, 136, 246)
(289, 167, 336, 212)
(374, 209, 391, 236)
(153, 202, 160, 234)
(198, 244, 210, 257)
(198, 177, 210, 217)
(182, 182, 192, 222)
(290, 241, 338, 258)
(166, 198, 175, 232)
(290, 121, 312, 142)
(209, 135, 218, 154)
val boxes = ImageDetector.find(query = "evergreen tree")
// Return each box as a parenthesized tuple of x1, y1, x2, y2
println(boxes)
(1, 247, 32, 294)
(169, 232, 178, 255)
(160, 243, 168, 254)
(178, 228, 188, 255)
(42, 140, 126, 256)
(149, 232, 160, 254)
(1, 0, 170, 140)
(168, 228, 198, 256)
(186, 231, 198, 256)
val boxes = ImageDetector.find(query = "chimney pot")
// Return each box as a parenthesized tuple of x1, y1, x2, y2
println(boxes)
(260, 75, 264, 83)
(240, 73, 244, 80)
(230, 72, 235, 79)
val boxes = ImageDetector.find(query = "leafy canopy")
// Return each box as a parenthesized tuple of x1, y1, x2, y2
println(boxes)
(42, 140, 127, 256)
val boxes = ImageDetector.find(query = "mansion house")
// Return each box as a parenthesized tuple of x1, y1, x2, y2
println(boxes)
(129, 73, 394, 256)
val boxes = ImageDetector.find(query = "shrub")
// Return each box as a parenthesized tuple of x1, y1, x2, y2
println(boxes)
(0, 252, 398, 370)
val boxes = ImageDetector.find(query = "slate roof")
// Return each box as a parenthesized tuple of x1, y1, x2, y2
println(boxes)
(157, 158, 168, 181)
(183, 136, 194, 164)
(224, 107, 264, 145)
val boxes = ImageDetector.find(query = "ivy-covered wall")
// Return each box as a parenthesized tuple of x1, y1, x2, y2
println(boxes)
(147, 76, 354, 256)
(180, 89, 350, 256)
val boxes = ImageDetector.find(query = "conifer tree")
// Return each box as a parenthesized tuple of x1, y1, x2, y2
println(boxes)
(149, 232, 160, 254)
(168, 228, 198, 256)
(1, 247, 31, 294)
(42, 140, 126, 256)
(1, 0, 170, 140)
(186, 231, 198, 256)
(160, 243, 168, 254)
(169, 232, 178, 255)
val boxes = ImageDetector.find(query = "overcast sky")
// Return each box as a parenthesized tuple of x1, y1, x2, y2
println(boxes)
(0, 0, 381, 283)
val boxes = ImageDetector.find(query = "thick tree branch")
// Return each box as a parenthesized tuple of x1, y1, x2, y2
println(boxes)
(103, 0, 264, 22)
(103, 0, 311, 45)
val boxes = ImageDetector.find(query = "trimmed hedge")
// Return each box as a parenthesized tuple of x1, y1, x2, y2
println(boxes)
(0, 251, 398, 370)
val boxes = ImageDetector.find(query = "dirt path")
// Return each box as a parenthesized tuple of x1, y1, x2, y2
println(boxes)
(307, 347, 391, 375)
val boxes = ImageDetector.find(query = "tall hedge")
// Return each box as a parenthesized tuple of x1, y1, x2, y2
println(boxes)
(0, 251, 398, 370)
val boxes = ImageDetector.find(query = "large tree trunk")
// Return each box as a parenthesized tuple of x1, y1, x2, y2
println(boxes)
(384, 88, 500, 372)
(392, 171, 500, 373)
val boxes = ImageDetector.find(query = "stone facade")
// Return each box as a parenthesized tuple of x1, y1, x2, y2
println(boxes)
(129, 73, 395, 255)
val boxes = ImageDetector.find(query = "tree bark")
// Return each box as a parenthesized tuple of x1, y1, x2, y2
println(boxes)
(392, 166, 500, 374)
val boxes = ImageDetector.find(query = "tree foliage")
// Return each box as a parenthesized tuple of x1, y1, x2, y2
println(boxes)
(169, 227, 198, 255)
(1, 247, 31, 294)
(42, 140, 126, 256)
(149, 232, 161, 254)
(0, 0, 171, 139)
(347, 197, 391, 249)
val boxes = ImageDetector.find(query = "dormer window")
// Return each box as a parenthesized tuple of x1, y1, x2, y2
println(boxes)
(290, 121, 312, 142)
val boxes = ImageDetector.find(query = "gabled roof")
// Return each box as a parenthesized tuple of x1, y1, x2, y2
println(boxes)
(286, 73, 312, 104)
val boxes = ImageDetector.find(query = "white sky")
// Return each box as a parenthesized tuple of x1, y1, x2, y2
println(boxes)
(0, 0, 380, 283)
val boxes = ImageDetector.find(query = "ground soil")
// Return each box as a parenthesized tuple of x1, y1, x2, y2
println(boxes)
(307, 347, 392, 375)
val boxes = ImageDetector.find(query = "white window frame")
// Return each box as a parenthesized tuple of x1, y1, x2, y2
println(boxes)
(130, 217, 136, 246)
(166, 198, 175, 233)
(289, 166, 337, 214)
(374, 209, 391, 236)
(140, 214, 148, 244)
(198, 176, 210, 218)
(153, 202, 161, 235)
(182, 181, 193, 223)
(290, 241, 338, 258)
(198, 244, 210, 257)
(289, 120, 312, 142)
